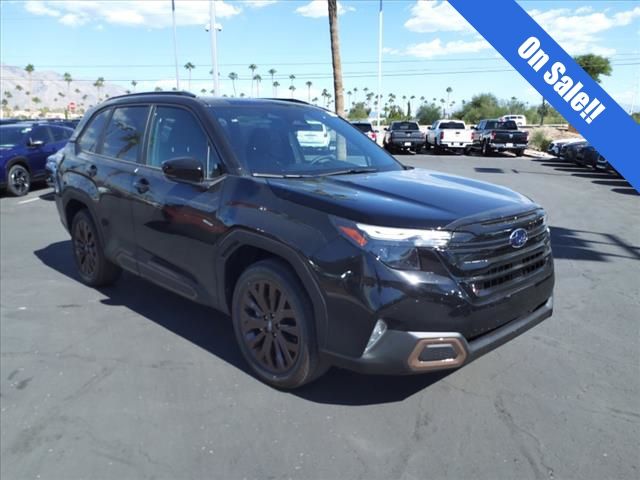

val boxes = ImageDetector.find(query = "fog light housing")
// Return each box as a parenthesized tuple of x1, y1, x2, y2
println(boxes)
(364, 319, 387, 354)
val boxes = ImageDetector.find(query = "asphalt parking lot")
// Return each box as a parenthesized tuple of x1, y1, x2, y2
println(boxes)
(1, 152, 638, 480)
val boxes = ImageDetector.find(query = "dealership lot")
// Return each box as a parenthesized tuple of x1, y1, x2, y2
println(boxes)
(1, 153, 638, 480)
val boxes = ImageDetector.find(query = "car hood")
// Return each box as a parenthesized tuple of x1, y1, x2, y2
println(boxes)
(267, 168, 538, 229)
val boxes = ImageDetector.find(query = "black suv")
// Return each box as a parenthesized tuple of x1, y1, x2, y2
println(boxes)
(53, 93, 554, 389)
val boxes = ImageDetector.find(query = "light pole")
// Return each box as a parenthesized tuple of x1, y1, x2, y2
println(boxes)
(172, 0, 180, 89)
(376, 0, 383, 131)
(209, 0, 220, 96)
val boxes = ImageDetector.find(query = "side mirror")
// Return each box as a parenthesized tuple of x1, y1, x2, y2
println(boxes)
(162, 157, 204, 183)
(28, 139, 45, 148)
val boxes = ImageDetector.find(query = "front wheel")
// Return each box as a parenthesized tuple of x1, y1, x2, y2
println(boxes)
(232, 259, 326, 389)
(7, 164, 30, 197)
(71, 210, 121, 287)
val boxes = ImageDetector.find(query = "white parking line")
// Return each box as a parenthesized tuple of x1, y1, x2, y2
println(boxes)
(17, 197, 40, 205)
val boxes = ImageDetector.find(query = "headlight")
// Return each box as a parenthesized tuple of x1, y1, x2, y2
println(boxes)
(332, 217, 451, 270)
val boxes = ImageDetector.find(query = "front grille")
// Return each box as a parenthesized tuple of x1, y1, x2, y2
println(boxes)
(438, 210, 552, 298)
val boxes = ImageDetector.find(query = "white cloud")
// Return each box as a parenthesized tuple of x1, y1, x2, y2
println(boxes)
(528, 6, 640, 55)
(404, 0, 471, 34)
(242, 0, 278, 7)
(25, 0, 60, 17)
(403, 39, 491, 58)
(23, 0, 242, 28)
(295, 0, 354, 19)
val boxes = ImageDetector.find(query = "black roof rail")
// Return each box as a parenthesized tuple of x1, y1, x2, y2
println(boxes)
(106, 91, 197, 101)
(264, 98, 311, 105)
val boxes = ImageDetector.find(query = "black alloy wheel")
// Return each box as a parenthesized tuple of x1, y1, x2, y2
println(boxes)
(232, 259, 326, 388)
(70, 210, 121, 287)
(239, 279, 301, 372)
(7, 164, 30, 196)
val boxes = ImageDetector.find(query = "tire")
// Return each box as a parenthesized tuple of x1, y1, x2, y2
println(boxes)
(71, 209, 121, 287)
(515, 149, 525, 157)
(231, 259, 326, 389)
(7, 164, 31, 197)
(481, 141, 491, 157)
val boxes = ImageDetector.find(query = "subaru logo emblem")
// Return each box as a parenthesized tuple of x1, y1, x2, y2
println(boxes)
(509, 228, 528, 249)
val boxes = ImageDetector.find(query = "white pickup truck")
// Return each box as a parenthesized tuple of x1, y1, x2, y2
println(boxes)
(426, 119, 473, 153)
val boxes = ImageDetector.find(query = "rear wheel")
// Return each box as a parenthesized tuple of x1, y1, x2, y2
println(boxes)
(71, 210, 121, 287)
(515, 149, 525, 157)
(232, 259, 326, 389)
(7, 164, 30, 197)
(481, 141, 491, 156)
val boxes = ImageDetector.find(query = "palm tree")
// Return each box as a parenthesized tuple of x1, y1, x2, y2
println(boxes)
(289, 74, 295, 86)
(445, 86, 452, 117)
(15, 84, 23, 92)
(440, 98, 446, 117)
(305, 81, 312, 102)
(184, 62, 195, 91)
(131, 80, 138, 92)
(228, 72, 238, 96)
(328, 0, 344, 116)
(154, 86, 163, 92)
(353, 87, 358, 103)
(25, 64, 34, 108)
(312, 97, 319, 105)
(273, 81, 280, 97)
(268, 68, 277, 95)
(253, 74, 262, 96)
(240, 92, 246, 98)
(201, 88, 207, 95)
(347, 90, 352, 106)
(289, 84, 296, 98)
(321, 88, 328, 106)
(93, 77, 105, 102)
(248, 64, 258, 96)
(420, 96, 425, 104)
(63, 72, 72, 97)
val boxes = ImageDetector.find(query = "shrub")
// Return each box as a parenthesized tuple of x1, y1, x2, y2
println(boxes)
(530, 130, 551, 151)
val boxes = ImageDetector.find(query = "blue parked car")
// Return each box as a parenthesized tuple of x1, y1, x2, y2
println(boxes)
(0, 122, 74, 196)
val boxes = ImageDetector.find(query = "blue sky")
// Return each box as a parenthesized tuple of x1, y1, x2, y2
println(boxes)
(1, 0, 639, 111)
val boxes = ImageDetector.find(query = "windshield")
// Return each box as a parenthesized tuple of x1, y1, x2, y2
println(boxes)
(0, 126, 30, 148)
(439, 122, 465, 129)
(391, 122, 419, 131)
(210, 104, 402, 176)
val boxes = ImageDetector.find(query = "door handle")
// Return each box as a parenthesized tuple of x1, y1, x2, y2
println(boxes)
(133, 177, 150, 194)
(86, 164, 97, 177)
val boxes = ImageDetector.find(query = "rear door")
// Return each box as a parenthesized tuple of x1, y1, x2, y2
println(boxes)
(130, 104, 226, 302)
(72, 106, 148, 271)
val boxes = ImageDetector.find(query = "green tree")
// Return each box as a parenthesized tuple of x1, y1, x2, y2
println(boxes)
(25, 64, 34, 109)
(416, 103, 441, 125)
(253, 74, 262, 96)
(289, 84, 296, 98)
(573, 54, 612, 83)
(386, 104, 405, 122)
(184, 62, 195, 90)
(347, 101, 370, 120)
(453, 93, 505, 124)
(273, 81, 280, 96)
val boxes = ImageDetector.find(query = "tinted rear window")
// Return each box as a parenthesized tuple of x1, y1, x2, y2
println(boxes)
(496, 121, 518, 130)
(78, 109, 111, 153)
(102, 106, 150, 162)
(353, 123, 373, 132)
(439, 122, 465, 129)
(392, 122, 419, 130)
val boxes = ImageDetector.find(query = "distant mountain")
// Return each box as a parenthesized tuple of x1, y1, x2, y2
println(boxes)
(1, 65, 127, 114)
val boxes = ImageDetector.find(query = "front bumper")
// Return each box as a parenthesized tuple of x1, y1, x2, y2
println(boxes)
(331, 296, 553, 375)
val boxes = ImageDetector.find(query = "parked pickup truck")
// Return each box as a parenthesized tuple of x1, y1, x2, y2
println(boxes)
(383, 121, 425, 153)
(471, 119, 529, 156)
(426, 119, 473, 153)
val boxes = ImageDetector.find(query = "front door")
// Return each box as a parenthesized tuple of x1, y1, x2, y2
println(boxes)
(130, 105, 226, 303)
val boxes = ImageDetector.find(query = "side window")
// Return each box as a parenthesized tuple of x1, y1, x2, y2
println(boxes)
(102, 106, 149, 162)
(50, 126, 72, 142)
(78, 109, 111, 153)
(147, 106, 219, 176)
(30, 126, 53, 144)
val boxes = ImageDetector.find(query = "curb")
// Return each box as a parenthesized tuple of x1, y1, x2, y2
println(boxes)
(523, 149, 553, 159)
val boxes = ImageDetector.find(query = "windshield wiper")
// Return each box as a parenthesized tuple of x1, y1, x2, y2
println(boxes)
(252, 173, 309, 178)
(319, 167, 379, 177)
